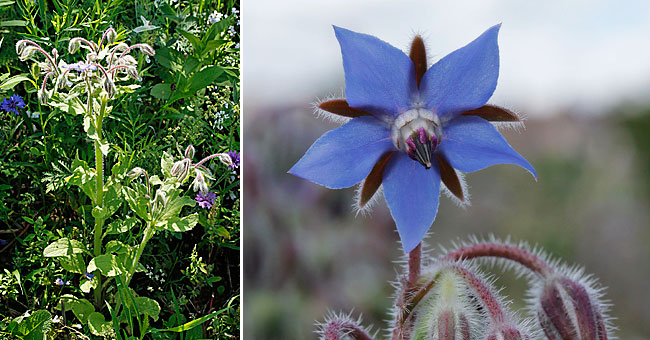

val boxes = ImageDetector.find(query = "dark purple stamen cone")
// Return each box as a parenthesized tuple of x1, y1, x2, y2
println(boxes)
(405, 128, 438, 169)
(538, 277, 606, 340)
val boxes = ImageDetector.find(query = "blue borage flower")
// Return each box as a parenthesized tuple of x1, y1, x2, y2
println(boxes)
(54, 278, 70, 286)
(289, 25, 536, 253)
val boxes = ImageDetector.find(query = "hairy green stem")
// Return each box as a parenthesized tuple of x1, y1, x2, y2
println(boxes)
(111, 223, 154, 321)
(93, 137, 104, 306)
(126, 223, 155, 286)
(91, 93, 106, 307)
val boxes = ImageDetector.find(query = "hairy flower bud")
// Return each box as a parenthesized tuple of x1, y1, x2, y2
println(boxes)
(56, 74, 67, 90)
(19, 46, 37, 61)
(139, 44, 155, 56)
(409, 269, 478, 340)
(487, 325, 531, 340)
(103, 77, 116, 98)
(38, 88, 49, 105)
(113, 42, 129, 54)
(68, 38, 81, 54)
(192, 169, 209, 195)
(120, 55, 137, 66)
(184, 145, 195, 159)
(105, 28, 117, 45)
(152, 189, 167, 214)
(15, 40, 28, 55)
(87, 52, 98, 63)
(317, 313, 373, 340)
(126, 167, 146, 180)
(536, 276, 609, 340)
(216, 153, 234, 168)
(126, 66, 139, 80)
(170, 159, 191, 182)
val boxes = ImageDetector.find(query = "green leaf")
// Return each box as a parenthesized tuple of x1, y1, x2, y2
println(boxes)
(169, 66, 224, 103)
(106, 216, 138, 235)
(178, 29, 204, 55)
(150, 83, 172, 99)
(59, 252, 86, 274)
(88, 312, 112, 337)
(1, 20, 27, 27)
(118, 84, 141, 93)
(66, 162, 96, 202)
(105, 240, 131, 254)
(160, 152, 175, 179)
(158, 193, 195, 222)
(87, 254, 125, 277)
(0, 74, 30, 90)
(13, 310, 52, 340)
(204, 18, 233, 42)
(154, 47, 174, 69)
(122, 186, 150, 221)
(181, 55, 201, 76)
(92, 182, 122, 220)
(200, 40, 228, 58)
(189, 66, 226, 93)
(98, 139, 111, 156)
(134, 297, 161, 322)
(43, 238, 85, 257)
(67, 297, 95, 324)
(111, 160, 129, 179)
(154, 309, 225, 332)
(215, 226, 231, 239)
(160, 213, 198, 233)
(149, 175, 164, 186)
(80, 276, 98, 293)
(8, 310, 52, 340)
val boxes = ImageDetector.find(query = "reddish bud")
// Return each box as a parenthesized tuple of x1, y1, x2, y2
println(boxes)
(487, 325, 531, 340)
(537, 276, 609, 340)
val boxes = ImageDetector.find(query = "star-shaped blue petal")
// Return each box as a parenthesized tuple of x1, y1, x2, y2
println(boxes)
(290, 25, 535, 253)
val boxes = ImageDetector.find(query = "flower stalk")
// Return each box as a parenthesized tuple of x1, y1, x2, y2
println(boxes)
(126, 222, 155, 286)
(443, 242, 555, 278)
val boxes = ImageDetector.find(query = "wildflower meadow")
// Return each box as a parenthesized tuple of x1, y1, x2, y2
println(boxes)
(0, 0, 240, 338)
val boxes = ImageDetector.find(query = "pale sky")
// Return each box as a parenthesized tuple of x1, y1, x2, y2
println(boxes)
(242, 0, 650, 117)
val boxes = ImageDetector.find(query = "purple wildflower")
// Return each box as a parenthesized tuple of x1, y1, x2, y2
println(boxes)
(196, 192, 217, 209)
(226, 151, 240, 169)
(0, 239, 8, 246)
(1, 95, 26, 115)
(83, 272, 95, 280)
(289, 25, 536, 253)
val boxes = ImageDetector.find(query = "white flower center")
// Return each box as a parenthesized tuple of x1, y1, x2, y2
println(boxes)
(391, 108, 442, 169)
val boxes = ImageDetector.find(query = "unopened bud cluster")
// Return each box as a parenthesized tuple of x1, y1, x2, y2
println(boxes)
(318, 239, 614, 340)
(169, 144, 236, 194)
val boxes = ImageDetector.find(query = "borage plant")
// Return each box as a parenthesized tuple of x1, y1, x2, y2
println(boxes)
(16, 28, 233, 338)
(290, 26, 615, 339)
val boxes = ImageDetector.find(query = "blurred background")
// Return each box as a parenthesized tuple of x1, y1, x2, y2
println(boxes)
(242, 1, 650, 338)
